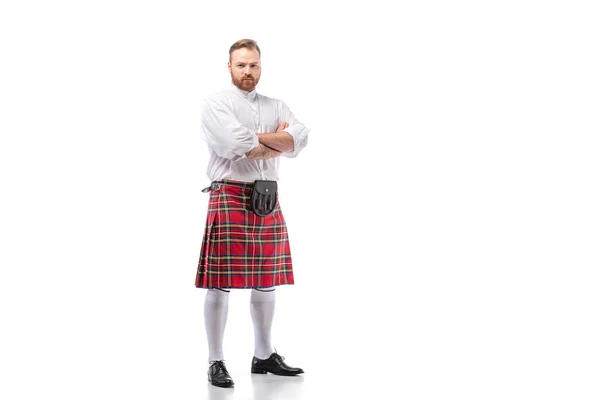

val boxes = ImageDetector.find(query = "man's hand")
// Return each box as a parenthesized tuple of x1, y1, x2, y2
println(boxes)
(275, 121, 289, 133)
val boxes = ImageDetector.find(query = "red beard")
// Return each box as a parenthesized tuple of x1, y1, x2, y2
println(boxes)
(232, 74, 259, 91)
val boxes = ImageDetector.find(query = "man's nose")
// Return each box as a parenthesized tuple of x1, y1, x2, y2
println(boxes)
(244, 66, 252, 75)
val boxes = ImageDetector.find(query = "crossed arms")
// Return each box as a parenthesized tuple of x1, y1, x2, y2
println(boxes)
(245, 122, 294, 160)
(201, 96, 308, 160)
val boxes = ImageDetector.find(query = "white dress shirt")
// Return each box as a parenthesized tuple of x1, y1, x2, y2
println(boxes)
(201, 83, 309, 182)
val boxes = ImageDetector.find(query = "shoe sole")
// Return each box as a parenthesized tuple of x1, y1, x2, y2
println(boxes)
(251, 368, 304, 376)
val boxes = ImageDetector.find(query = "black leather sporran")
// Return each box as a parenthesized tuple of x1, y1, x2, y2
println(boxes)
(250, 180, 278, 217)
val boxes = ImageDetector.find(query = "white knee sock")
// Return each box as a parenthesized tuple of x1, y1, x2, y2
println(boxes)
(250, 288, 276, 360)
(204, 289, 230, 362)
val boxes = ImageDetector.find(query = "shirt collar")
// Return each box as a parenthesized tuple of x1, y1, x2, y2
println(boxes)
(229, 83, 258, 102)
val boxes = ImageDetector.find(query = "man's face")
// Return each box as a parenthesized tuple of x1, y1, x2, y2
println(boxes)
(228, 48, 261, 92)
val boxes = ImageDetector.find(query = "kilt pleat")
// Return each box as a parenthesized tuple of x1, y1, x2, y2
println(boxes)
(195, 180, 294, 289)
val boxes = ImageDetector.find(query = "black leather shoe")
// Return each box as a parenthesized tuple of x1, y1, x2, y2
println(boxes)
(251, 352, 304, 376)
(207, 360, 234, 388)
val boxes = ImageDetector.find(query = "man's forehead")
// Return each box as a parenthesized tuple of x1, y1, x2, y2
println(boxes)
(231, 48, 260, 63)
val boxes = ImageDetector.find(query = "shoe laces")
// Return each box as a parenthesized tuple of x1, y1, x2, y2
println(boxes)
(272, 351, 285, 362)
(210, 360, 228, 373)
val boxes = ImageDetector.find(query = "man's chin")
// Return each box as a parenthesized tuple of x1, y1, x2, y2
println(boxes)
(240, 82, 257, 91)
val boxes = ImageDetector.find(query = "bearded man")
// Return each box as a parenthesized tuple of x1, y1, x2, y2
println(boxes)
(195, 38, 309, 388)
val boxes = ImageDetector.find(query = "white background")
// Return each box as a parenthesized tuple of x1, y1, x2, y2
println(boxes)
(1, 0, 599, 399)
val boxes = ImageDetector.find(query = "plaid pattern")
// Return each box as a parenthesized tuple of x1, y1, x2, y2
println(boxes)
(195, 180, 294, 289)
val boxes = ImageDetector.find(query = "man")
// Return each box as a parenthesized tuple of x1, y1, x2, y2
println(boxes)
(195, 39, 309, 388)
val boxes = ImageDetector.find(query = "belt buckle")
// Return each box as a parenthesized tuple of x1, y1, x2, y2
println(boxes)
(201, 182, 221, 193)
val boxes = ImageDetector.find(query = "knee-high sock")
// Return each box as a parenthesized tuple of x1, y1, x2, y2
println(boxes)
(250, 288, 276, 359)
(204, 289, 230, 362)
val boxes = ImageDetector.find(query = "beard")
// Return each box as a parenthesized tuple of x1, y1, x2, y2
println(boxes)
(231, 73, 260, 92)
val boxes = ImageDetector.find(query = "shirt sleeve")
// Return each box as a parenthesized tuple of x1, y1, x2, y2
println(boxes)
(279, 101, 309, 158)
(201, 96, 259, 161)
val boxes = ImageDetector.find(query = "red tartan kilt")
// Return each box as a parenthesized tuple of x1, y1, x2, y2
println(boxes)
(195, 180, 294, 289)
